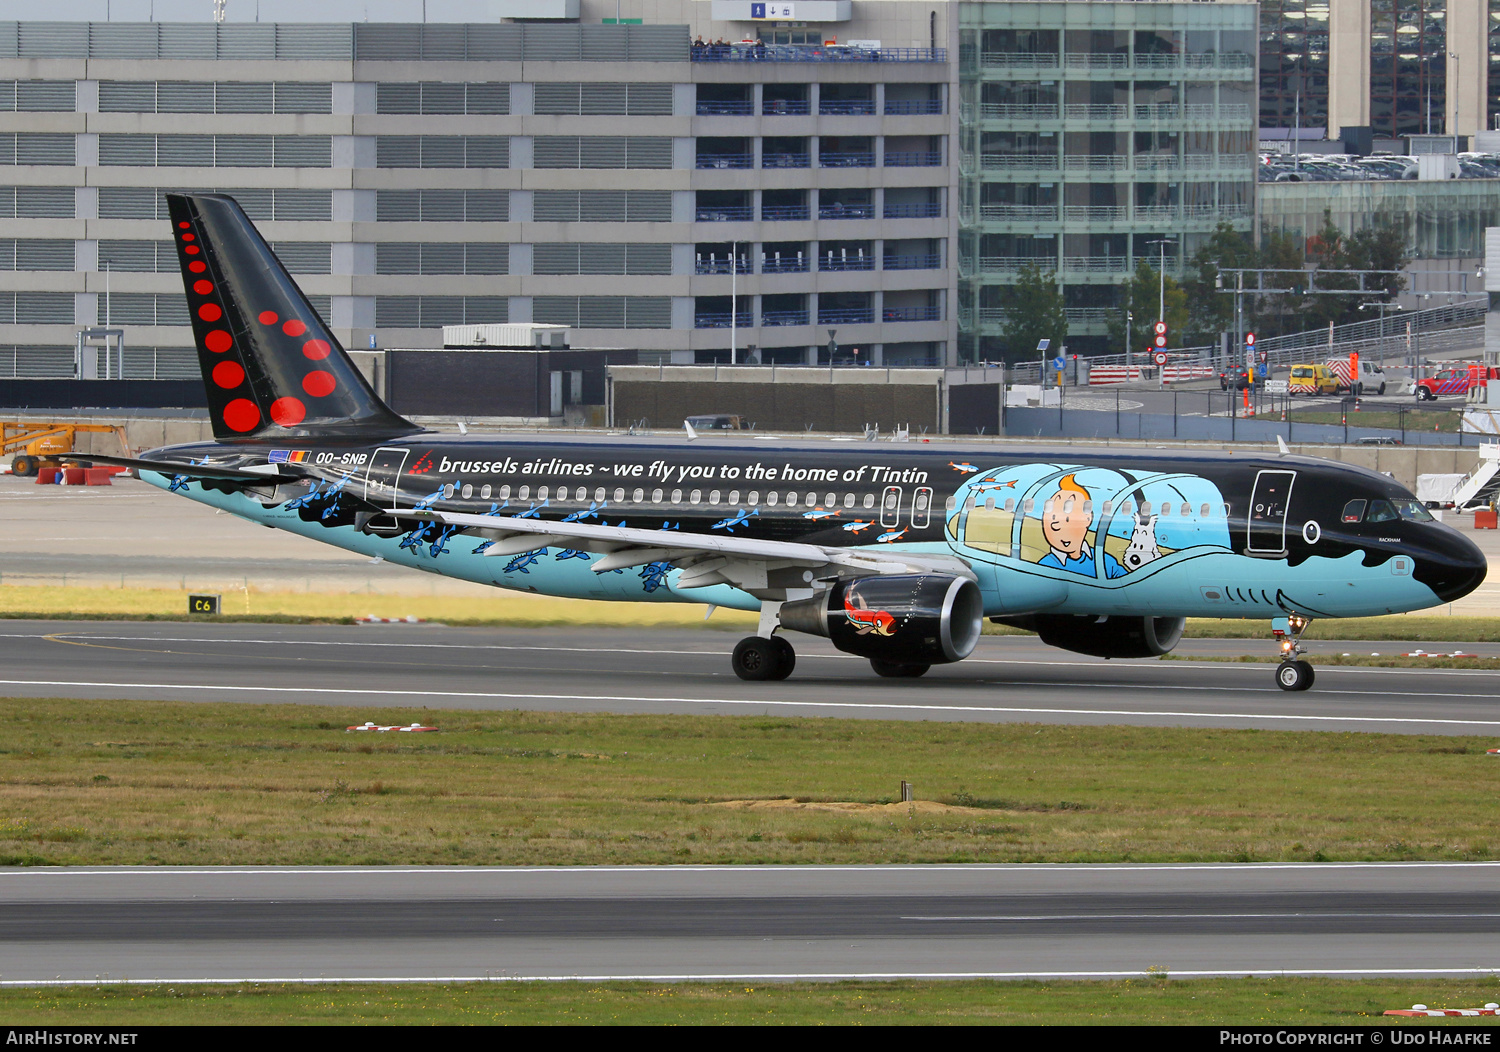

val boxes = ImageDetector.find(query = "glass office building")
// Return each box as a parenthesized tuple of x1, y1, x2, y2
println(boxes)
(958, 1, 1258, 356)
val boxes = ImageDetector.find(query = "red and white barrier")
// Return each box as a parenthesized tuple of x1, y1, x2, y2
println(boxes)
(1385, 1005, 1500, 1017)
(1088, 366, 1147, 385)
(1162, 364, 1216, 383)
(347, 722, 437, 733)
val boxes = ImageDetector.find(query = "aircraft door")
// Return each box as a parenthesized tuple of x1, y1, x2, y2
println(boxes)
(880, 486, 903, 528)
(363, 447, 410, 511)
(1247, 470, 1296, 555)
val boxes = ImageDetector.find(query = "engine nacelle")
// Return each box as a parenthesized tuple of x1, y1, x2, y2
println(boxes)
(1030, 614, 1185, 659)
(779, 574, 984, 665)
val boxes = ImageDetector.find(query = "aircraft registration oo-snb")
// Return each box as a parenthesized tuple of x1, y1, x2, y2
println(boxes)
(88, 193, 1487, 692)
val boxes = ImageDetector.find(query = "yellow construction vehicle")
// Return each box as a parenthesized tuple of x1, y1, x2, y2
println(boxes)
(2, 421, 130, 477)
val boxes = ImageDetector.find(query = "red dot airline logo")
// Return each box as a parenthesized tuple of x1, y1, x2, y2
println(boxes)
(407, 452, 435, 475)
(844, 590, 897, 637)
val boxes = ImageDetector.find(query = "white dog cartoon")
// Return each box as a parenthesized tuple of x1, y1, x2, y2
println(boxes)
(1122, 513, 1162, 570)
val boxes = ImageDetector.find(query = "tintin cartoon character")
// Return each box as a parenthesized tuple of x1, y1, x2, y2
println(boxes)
(1038, 474, 1127, 578)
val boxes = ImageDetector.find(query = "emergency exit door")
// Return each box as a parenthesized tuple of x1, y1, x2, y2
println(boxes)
(1247, 469, 1296, 555)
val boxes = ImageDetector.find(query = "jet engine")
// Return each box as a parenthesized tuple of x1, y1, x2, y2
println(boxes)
(1028, 614, 1185, 659)
(779, 574, 985, 665)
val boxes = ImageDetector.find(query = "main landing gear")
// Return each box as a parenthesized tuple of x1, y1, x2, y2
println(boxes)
(1273, 614, 1315, 692)
(732, 635, 795, 681)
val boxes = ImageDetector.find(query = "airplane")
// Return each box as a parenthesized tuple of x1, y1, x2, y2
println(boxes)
(84, 193, 1488, 693)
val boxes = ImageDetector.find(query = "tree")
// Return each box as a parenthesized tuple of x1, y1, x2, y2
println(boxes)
(996, 263, 1068, 363)
(1105, 259, 1188, 357)
(1251, 229, 1307, 337)
(1181, 222, 1256, 343)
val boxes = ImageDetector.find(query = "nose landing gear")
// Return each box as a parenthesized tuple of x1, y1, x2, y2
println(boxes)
(1273, 614, 1315, 691)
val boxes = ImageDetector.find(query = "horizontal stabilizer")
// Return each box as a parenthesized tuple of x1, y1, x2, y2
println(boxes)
(75, 453, 305, 483)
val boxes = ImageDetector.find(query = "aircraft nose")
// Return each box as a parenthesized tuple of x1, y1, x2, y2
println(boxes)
(1414, 527, 1488, 604)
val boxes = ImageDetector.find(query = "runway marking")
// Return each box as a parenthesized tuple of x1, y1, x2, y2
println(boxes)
(902, 913, 1500, 921)
(4, 968, 1500, 987)
(1, 861, 1498, 878)
(0, 677, 1497, 728)
(21, 633, 1500, 681)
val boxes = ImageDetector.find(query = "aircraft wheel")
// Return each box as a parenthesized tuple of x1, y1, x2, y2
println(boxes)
(732, 636, 781, 682)
(1275, 659, 1315, 692)
(769, 636, 796, 681)
(10, 455, 33, 477)
(871, 658, 930, 678)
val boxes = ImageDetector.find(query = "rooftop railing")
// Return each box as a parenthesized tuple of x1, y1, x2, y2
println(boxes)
(884, 151, 943, 167)
(883, 253, 944, 271)
(819, 151, 875, 168)
(760, 310, 808, 327)
(819, 99, 875, 115)
(762, 99, 811, 115)
(884, 306, 942, 322)
(885, 100, 943, 115)
(817, 306, 875, 324)
(761, 152, 811, 169)
(819, 255, 875, 272)
(696, 153, 754, 169)
(760, 205, 810, 221)
(818, 204, 874, 220)
(695, 206, 753, 222)
(760, 256, 808, 273)
(694, 312, 754, 329)
(884, 202, 943, 219)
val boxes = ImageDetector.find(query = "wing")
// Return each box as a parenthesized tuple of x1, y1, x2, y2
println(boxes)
(76, 453, 307, 483)
(416, 508, 976, 596)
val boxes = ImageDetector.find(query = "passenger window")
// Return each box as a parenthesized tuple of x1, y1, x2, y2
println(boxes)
(596, 487, 606, 502)
(518, 485, 529, 500)
(614, 487, 624, 502)
(461, 484, 472, 499)
(1022, 498, 1033, 514)
(537, 486, 548, 500)
(1181, 503, 1191, 517)
(499, 485, 510, 500)
(1365, 499, 1398, 523)
(708, 490, 720, 505)
(786, 492, 799, 506)
(826, 492, 837, 506)
(671, 489, 683, 503)
(727, 490, 739, 504)
(1120, 500, 1133, 516)
(690, 490, 702, 504)
(984, 496, 995, 510)
(480, 484, 491, 499)
(767, 491, 779, 506)
(1102, 501, 1113, 515)
(748, 490, 759, 505)
(651, 488, 663, 502)
(632, 488, 643, 502)
(1341, 499, 1366, 523)
(1156, 502, 1168, 517)
(1139, 501, 1152, 515)
(1004, 498, 1014, 512)
(1200, 503, 1210, 517)
(863, 493, 875, 509)
(845, 494, 856, 508)
(1081, 500, 1092, 516)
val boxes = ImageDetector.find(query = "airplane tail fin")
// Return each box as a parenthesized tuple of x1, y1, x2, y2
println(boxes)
(166, 192, 419, 443)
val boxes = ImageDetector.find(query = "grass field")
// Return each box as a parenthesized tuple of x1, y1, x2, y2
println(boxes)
(2, 697, 1498, 867)
(1168, 652, 1500, 669)
(0, 585, 1495, 641)
(3, 977, 1500, 1025)
(1250, 408, 1460, 433)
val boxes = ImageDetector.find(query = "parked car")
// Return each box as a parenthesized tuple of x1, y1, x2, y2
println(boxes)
(1288, 363, 1340, 396)
(1326, 358, 1388, 395)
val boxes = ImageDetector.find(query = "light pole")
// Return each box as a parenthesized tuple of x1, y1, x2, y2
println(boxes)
(1145, 237, 1177, 325)
(1124, 308, 1133, 368)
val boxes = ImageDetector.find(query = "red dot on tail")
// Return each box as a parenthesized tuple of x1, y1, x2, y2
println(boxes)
(178, 221, 190, 229)
(282, 320, 307, 337)
(302, 339, 331, 360)
(193, 279, 213, 295)
(212, 360, 245, 389)
(258, 310, 278, 325)
(184, 245, 199, 255)
(181, 233, 195, 242)
(222, 398, 260, 433)
(204, 330, 232, 354)
(188, 261, 206, 273)
(270, 397, 306, 427)
(197, 303, 222, 322)
(301, 371, 336, 397)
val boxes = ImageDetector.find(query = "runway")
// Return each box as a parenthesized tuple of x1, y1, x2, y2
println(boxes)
(2, 620, 1500, 735)
(2, 863, 1498, 983)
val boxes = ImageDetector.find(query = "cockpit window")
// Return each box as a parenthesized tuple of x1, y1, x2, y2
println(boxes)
(1365, 499, 1399, 523)
(1391, 498, 1434, 522)
(1341, 499, 1367, 523)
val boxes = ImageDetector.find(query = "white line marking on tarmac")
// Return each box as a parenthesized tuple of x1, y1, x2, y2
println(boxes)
(5, 968, 1500, 986)
(0, 677, 1497, 727)
(17, 633, 1500, 679)
(901, 913, 1500, 921)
